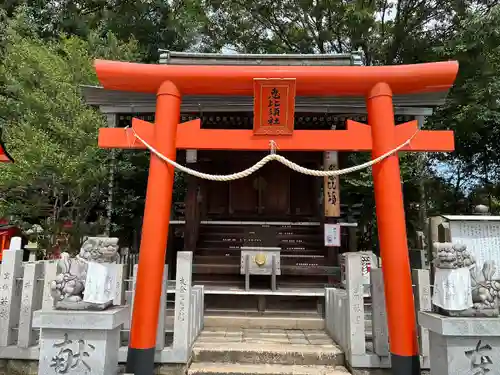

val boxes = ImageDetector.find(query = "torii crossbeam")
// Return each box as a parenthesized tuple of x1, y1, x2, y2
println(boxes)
(100, 117, 454, 152)
(95, 59, 459, 375)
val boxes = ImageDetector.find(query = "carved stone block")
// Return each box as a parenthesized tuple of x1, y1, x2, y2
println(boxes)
(419, 312, 500, 375)
(33, 306, 129, 375)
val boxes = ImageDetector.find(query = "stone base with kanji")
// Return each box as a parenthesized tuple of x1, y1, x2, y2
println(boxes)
(419, 311, 500, 375)
(33, 306, 129, 375)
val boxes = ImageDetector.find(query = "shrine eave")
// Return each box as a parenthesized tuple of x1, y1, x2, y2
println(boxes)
(441, 215, 500, 221)
(94, 59, 458, 96)
(81, 85, 443, 115)
(158, 50, 361, 66)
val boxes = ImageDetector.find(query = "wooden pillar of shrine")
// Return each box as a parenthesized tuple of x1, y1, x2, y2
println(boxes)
(184, 150, 200, 252)
(324, 150, 341, 283)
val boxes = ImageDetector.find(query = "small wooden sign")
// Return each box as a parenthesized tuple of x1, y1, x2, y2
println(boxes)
(324, 151, 340, 217)
(253, 78, 296, 135)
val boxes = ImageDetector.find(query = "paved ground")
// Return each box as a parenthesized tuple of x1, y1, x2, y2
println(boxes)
(196, 328, 335, 346)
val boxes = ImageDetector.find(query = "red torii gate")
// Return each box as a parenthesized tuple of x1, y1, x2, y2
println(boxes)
(96, 59, 458, 375)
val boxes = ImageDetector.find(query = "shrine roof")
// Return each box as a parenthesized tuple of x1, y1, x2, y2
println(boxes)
(81, 85, 442, 114)
(85, 51, 457, 110)
(158, 50, 362, 66)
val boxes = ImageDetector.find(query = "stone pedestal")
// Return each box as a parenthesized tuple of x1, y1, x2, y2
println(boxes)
(419, 311, 500, 375)
(33, 306, 129, 375)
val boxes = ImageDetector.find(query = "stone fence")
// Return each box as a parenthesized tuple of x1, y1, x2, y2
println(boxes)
(0, 242, 203, 365)
(325, 252, 431, 369)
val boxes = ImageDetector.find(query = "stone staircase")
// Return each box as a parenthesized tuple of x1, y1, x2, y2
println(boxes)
(187, 316, 349, 375)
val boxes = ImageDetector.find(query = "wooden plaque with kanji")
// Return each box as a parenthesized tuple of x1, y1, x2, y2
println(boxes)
(253, 78, 296, 135)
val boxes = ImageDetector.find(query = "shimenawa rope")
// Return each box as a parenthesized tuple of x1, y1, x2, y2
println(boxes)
(128, 127, 418, 182)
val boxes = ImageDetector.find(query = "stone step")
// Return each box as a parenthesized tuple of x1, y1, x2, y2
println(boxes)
(192, 341, 344, 366)
(204, 309, 322, 318)
(203, 315, 324, 330)
(188, 363, 351, 375)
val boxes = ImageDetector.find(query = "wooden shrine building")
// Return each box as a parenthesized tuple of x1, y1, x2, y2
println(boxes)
(82, 51, 452, 313)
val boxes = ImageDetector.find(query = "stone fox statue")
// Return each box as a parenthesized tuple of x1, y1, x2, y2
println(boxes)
(49, 237, 119, 310)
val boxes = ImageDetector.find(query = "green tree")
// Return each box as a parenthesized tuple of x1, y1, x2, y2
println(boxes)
(430, 5, 500, 211)
(0, 11, 140, 252)
(6, 0, 209, 62)
(200, 0, 473, 64)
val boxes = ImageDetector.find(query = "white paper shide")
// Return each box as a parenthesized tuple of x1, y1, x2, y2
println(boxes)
(83, 262, 117, 305)
(433, 267, 473, 311)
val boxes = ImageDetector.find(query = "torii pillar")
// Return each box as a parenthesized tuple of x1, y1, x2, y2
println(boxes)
(123, 81, 181, 374)
(95, 59, 459, 375)
(369, 82, 420, 372)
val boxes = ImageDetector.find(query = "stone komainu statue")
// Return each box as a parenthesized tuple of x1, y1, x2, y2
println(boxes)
(50, 237, 119, 310)
(434, 242, 500, 316)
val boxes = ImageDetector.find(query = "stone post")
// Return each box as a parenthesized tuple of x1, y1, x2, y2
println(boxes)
(370, 268, 389, 357)
(172, 251, 193, 362)
(412, 269, 431, 366)
(42, 261, 58, 310)
(344, 252, 366, 355)
(113, 263, 126, 306)
(18, 261, 43, 347)
(156, 265, 168, 351)
(126, 264, 167, 349)
(0, 237, 23, 346)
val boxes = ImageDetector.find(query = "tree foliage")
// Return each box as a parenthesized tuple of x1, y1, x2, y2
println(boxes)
(0, 10, 140, 251)
(7, 0, 209, 62)
(200, 0, 481, 64)
(431, 6, 500, 193)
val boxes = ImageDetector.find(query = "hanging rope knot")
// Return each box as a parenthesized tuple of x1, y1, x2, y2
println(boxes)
(269, 140, 278, 155)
